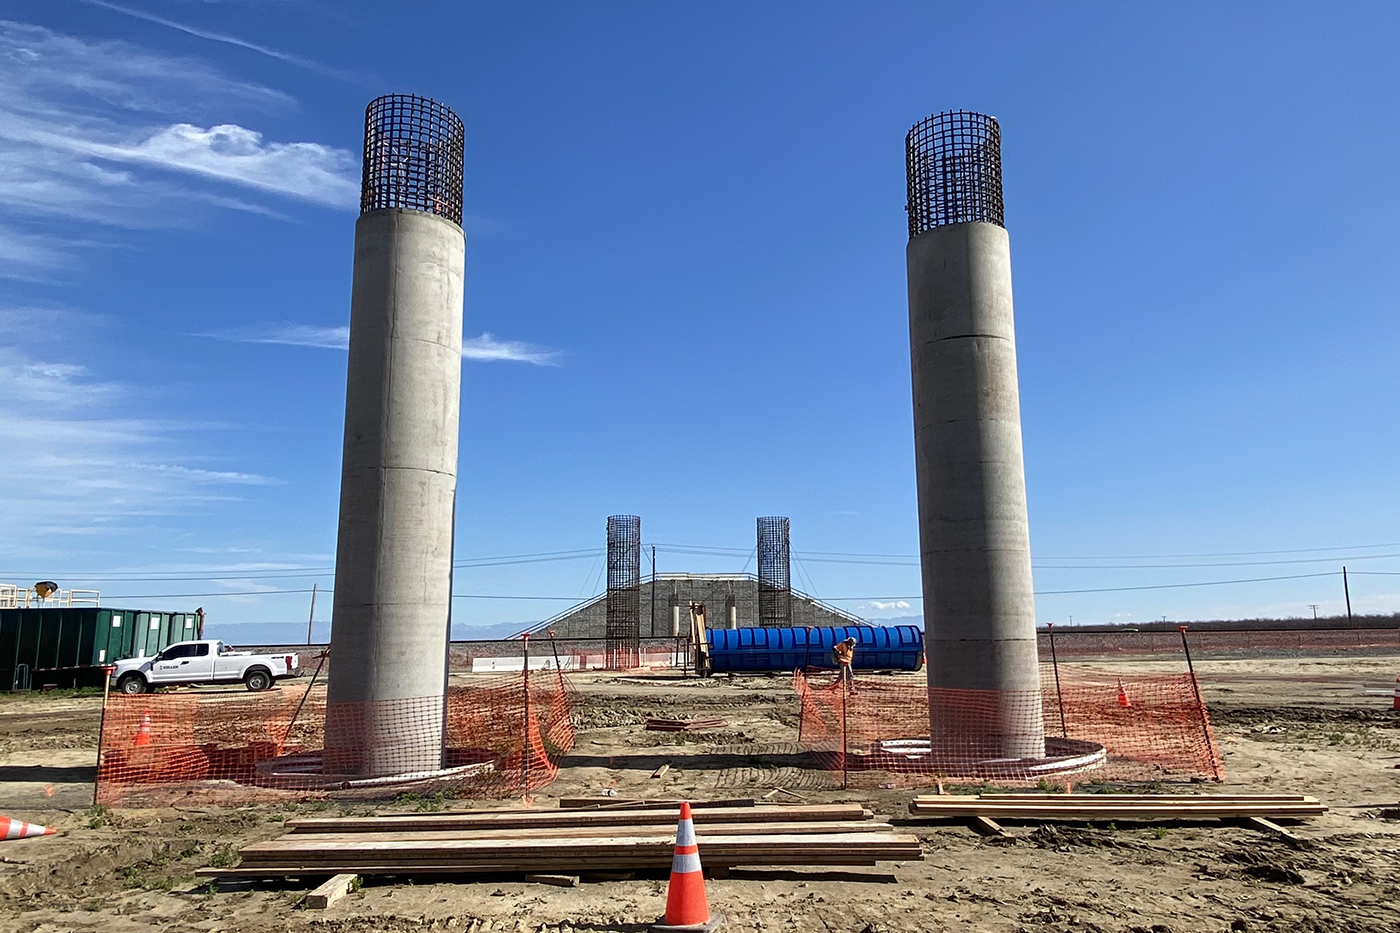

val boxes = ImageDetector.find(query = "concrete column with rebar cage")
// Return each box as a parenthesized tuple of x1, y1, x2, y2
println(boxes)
(756, 516, 793, 628)
(905, 111, 1045, 760)
(325, 94, 466, 777)
(605, 515, 642, 670)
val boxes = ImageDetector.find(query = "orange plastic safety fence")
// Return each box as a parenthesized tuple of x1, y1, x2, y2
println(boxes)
(795, 664, 1221, 787)
(95, 668, 576, 808)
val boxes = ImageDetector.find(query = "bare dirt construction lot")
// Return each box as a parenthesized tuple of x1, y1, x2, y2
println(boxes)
(1, 653, 1398, 933)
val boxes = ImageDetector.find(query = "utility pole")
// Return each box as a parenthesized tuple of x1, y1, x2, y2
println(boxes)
(650, 545, 657, 637)
(1309, 604, 1318, 620)
(306, 583, 318, 645)
(1343, 566, 1353, 623)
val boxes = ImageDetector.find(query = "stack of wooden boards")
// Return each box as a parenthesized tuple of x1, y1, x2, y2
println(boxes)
(645, 717, 727, 731)
(908, 793, 1326, 833)
(197, 803, 923, 880)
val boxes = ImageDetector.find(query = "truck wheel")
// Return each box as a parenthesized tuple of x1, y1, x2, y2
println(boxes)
(117, 674, 147, 695)
(244, 668, 272, 691)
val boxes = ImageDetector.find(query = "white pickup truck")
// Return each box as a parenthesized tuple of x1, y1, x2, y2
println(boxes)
(111, 640, 300, 694)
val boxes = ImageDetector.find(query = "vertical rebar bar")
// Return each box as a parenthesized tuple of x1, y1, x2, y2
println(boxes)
(1178, 625, 1220, 781)
(1047, 623, 1067, 738)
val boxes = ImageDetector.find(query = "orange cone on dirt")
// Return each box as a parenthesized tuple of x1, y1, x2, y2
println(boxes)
(1116, 678, 1132, 709)
(1, 816, 55, 840)
(133, 710, 153, 747)
(652, 801, 723, 932)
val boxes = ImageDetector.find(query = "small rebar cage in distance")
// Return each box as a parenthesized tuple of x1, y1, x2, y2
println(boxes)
(361, 94, 465, 226)
(905, 110, 1003, 237)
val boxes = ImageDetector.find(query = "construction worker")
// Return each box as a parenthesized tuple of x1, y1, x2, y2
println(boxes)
(832, 636, 857, 693)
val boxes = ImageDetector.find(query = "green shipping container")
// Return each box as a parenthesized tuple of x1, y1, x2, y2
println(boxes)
(0, 607, 201, 690)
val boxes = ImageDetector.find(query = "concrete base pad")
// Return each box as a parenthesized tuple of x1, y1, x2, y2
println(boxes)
(651, 911, 725, 932)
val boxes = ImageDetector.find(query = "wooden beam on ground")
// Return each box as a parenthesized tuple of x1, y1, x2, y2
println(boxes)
(525, 873, 579, 887)
(969, 816, 1006, 837)
(287, 804, 870, 834)
(907, 794, 1326, 821)
(1242, 816, 1303, 845)
(303, 873, 356, 909)
(559, 797, 754, 810)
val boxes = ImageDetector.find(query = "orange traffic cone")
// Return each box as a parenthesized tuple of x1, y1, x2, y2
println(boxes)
(1392, 677, 1399, 711)
(133, 710, 152, 747)
(2, 816, 56, 840)
(1116, 678, 1132, 709)
(652, 801, 723, 932)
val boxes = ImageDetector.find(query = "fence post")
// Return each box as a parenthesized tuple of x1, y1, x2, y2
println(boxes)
(1178, 625, 1220, 781)
(521, 633, 531, 790)
(840, 676, 849, 790)
(1047, 623, 1067, 737)
(93, 664, 114, 807)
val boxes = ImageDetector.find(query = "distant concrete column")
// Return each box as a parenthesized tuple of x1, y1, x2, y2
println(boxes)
(905, 111, 1044, 760)
(756, 516, 793, 627)
(326, 95, 467, 777)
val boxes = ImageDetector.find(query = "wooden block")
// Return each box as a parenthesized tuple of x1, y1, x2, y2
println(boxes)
(652, 764, 670, 779)
(970, 816, 1005, 837)
(1243, 816, 1303, 844)
(525, 873, 580, 887)
(303, 873, 356, 909)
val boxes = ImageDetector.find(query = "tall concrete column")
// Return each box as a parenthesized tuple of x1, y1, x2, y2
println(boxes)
(326, 95, 466, 777)
(905, 111, 1045, 760)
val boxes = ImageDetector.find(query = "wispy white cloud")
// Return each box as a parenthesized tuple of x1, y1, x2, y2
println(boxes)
(0, 324, 280, 543)
(0, 20, 358, 274)
(461, 333, 561, 365)
(198, 322, 562, 365)
(865, 599, 912, 611)
(4, 119, 359, 208)
(77, 0, 360, 81)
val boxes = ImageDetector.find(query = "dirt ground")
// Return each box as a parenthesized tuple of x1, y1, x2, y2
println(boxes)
(1, 653, 1398, 933)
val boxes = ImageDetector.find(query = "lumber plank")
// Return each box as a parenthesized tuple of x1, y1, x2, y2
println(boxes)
(525, 873, 579, 887)
(931, 794, 1318, 803)
(276, 821, 897, 844)
(969, 816, 1005, 837)
(233, 832, 923, 872)
(559, 797, 754, 809)
(1242, 816, 1303, 844)
(303, 873, 356, 909)
(909, 803, 1325, 814)
(288, 804, 870, 833)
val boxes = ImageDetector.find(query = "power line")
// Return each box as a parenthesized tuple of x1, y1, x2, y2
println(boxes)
(99, 588, 587, 601)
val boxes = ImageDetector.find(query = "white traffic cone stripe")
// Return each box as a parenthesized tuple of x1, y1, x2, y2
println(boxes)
(672, 849, 703, 874)
(675, 817, 696, 848)
(6, 822, 33, 840)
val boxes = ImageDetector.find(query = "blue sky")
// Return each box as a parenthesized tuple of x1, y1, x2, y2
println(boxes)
(2, 1, 1399, 640)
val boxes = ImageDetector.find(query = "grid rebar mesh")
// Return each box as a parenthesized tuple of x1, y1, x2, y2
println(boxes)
(361, 94, 465, 226)
(905, 110, 1003, 237)
(605, 515, 642, 669)
(756, 516, 792, 628)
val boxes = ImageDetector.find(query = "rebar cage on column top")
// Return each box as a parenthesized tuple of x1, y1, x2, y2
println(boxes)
(757, 516, 792, 628)
(605, 515, 641, 669)
(905, 110, 1003, 237)
(361, 93, 465, 226)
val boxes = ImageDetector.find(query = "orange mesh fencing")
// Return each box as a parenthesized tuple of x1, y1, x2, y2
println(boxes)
(795, 663, 1221, 787)
(95, 668, 576, 808)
